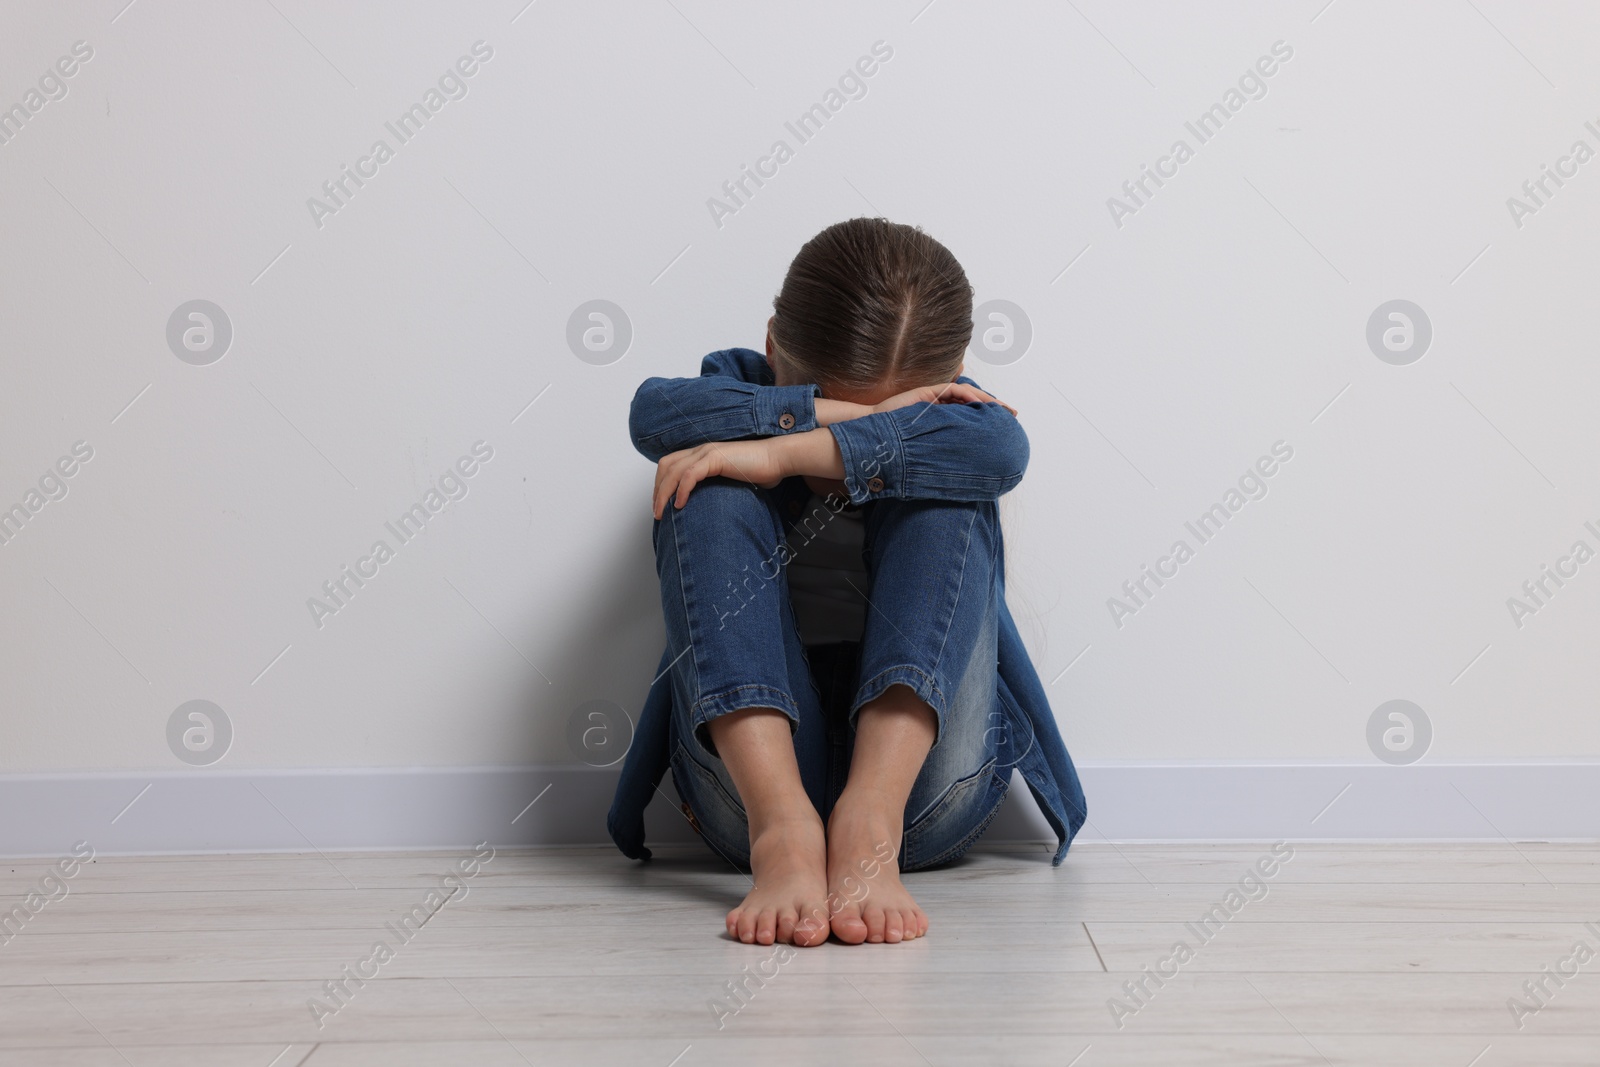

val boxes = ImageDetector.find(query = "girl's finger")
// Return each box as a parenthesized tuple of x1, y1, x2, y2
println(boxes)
(963, 385, 1018, 415)
(654, 459, 682, 518)
(654, 461, 673, 516)
(674, 471, 697, 509)
(675, 460, 709, 509)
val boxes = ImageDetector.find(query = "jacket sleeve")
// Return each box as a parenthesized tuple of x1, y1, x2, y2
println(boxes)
(628, 347, 821, 462)
(827, 377, 1029, 504)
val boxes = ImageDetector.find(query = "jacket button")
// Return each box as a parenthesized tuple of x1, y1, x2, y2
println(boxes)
(778, 412, 796, 430)
(867, 476, 885, 493)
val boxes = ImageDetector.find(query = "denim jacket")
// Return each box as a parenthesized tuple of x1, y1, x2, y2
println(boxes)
(607, 348, 1087, 864)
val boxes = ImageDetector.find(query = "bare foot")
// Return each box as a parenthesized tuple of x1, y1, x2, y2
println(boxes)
(727, 814, 830, 947)
(826, 788, 929, 944)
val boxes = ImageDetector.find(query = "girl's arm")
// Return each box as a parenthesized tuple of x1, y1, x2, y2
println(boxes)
(651, 386, 1028, 516)
(628, 348, 826, 462)
(827, 392, 1030, 504)
(629, 349, 1014, 464)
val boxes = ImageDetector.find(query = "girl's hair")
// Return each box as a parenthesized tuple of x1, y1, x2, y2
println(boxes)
(770, 217, 972, 393)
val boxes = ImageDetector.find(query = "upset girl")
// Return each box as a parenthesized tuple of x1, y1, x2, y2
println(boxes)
(609, 218, 1086, 946)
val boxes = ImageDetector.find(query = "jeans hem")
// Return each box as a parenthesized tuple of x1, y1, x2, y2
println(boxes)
(851, 665, 948, 746)
(689, 683, 801, 755)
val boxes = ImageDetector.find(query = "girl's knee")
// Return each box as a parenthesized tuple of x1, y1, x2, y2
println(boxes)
(865, 498, 1000, 568)
(658, 478, 779, 546)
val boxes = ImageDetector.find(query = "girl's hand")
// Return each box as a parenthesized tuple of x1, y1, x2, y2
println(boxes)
(871, 381, 1017, 416)
(814, 398, 874, 426)
(653, 439, 788, 518)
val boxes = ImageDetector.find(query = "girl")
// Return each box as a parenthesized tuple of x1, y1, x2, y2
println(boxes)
(609, 218, 1086, 946)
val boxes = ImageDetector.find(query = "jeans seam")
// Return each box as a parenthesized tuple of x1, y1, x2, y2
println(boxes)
(928, 505, 981, 683)
(668, 503, 702, 703)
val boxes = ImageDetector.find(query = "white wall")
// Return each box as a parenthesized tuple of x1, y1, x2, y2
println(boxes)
(3, 1, 1597, 845)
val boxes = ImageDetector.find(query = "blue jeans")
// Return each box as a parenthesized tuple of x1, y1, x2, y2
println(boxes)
(653, 477, 1010, 872)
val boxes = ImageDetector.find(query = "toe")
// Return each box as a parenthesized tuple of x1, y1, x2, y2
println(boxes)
(755, 907, 777, 945)
(795, 914, 829, 946)
(726, 908, 741, 939)
(885, 910, 905, 943)
(864, 905, 887, 944)
(831, 904, 868, 945)
(736, 907, 758, 944)
(776, 907, 797, 944)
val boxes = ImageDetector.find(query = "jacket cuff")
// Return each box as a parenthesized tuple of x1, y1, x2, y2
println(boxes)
(828, 414, 903, 504)
(753, 384, 819, 437)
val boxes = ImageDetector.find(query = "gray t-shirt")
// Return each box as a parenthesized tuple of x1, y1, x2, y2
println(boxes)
(784, 494, 868, 646)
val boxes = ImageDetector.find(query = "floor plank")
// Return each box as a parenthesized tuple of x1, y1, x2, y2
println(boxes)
(15, 879, 1600, 936)
(0, 919, 1102, 983)
(7, 1035, 1600, 1067)
(6, 842, 1598, 894)
(1088, 920, 1600, 972)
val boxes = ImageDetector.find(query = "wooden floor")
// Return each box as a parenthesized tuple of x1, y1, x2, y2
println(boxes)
(1, 841, 1598, 1065)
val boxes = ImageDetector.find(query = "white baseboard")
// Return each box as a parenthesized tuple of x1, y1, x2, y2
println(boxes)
(2, 762, 1596, 857)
